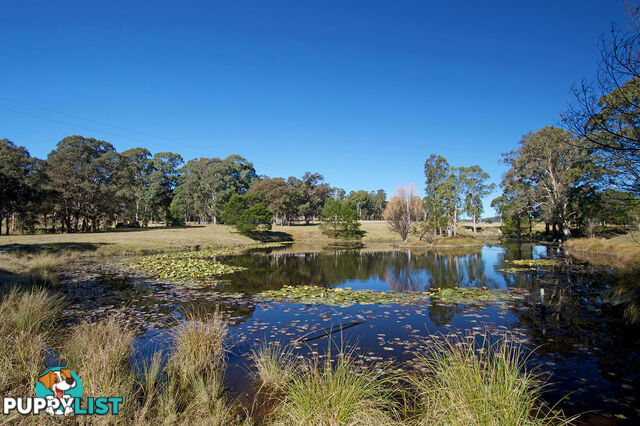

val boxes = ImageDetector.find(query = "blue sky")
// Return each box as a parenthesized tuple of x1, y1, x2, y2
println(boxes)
(0, 1, 631, 216)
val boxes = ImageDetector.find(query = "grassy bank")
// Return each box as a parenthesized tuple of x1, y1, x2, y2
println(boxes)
(565, 233, 640, 268)
(0, 222, 494, 260)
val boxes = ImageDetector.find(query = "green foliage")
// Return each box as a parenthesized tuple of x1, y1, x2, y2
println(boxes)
(237, 203, 274, 233)
(222, 193, 274, 233)
(320, 198, 362, 240)
(173, 155, 256, 224)
(255, 284, 525, 307)
(129, 251, 247, 283)
(495, 127, 590, 239)
(165, 203, 186, 227)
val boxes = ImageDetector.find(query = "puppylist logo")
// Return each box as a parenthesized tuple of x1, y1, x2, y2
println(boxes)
(2, 367, 122, 417)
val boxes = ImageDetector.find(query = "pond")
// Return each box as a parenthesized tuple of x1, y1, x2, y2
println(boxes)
(61, 244, 639, 423)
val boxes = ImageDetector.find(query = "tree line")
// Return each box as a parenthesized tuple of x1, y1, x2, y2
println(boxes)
(0, 135, 387, 234)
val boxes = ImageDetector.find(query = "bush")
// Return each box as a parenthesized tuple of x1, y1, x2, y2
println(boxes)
(165, 204, 185, 227)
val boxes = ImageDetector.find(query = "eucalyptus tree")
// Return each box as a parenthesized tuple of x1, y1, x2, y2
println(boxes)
(424, 154, 450, 236)
(500, 127, 589, 238)
(459, 165, 495, 233)
(46, 136, 121, 232)
(116, 147, 153, 226)
(287, 172, 330, 224)
(173, 155, 255, 223)
(148, 152, 183, 222)
(0, 139, 33, 234)
(247, 177, 299, 225)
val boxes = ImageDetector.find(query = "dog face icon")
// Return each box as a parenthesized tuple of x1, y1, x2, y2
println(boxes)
(38, 368, 76, 399)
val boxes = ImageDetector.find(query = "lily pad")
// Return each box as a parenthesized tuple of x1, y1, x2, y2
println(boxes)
(254, 285, 524, 307)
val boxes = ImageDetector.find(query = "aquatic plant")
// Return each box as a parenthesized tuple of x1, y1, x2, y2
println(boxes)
(128, 251, 246, 283)
(506, 258, 556, 267)
(255, 285, 524, 307)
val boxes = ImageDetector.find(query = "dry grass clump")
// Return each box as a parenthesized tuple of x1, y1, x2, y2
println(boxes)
(251, 343, 299, 393)
(407, 334, 570, 425)
(260, 349, 398, 425)
(140, 311, 239, 424)
(62, 318, 138, 421)
(0, 287, 64, 399)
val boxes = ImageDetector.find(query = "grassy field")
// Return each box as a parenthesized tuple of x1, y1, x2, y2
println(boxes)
(0, 221, 497, 258)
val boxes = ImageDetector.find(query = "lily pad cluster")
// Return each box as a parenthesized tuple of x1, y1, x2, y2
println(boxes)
(128, 252, 246, 283)
(498, 258, 556, 273)
(506, 259, 556, 266)
(255, 285, 523, 307)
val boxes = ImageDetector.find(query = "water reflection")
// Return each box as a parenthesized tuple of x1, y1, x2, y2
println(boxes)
(221, 245, 552, 294)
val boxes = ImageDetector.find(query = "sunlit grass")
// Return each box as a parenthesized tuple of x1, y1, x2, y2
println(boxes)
(0, 287, 64, 403)
(407, 334, 571, 425)
(251, 342, 300, 393)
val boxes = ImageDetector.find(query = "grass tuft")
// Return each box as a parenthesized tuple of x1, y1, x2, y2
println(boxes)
(251, 342, 299, 393)
(408, 334, 568, 425)
(0, 287, 64, 400)
(272, 351, 398, 425)
(62, 318, 138, 420)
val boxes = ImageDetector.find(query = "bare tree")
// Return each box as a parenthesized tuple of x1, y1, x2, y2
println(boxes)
(383, 184, 422, 242)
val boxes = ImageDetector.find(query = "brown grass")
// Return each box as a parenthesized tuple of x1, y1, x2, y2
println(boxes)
(565, 233, 640, 268)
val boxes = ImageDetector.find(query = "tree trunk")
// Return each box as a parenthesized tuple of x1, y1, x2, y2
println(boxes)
(5, 216, 9, 235)
(528, 215, 532, 235)
(472, 213, 477, 234)
(0, 215, 3, 235)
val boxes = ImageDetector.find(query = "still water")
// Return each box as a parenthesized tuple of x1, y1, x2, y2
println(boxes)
(64, 244, 639, 422)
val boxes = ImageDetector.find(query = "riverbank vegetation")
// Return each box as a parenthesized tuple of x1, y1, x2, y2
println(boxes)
(0, 283, 570, 424)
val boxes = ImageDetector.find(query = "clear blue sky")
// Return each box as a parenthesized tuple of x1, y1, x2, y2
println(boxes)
(0, 1, 631, 216)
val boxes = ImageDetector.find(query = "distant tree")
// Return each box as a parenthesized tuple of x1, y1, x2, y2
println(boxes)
(347, 190, 373, 220)
(222, 193, 273, 233)
(320, 198, 362, 240)
(247, 177, 299, 225)
(287, 172, 330, 224)
(329, 187, 347, 200)
(115, 147, 153, 226)
(0, 139, 33, 234)
(148, 152, 183, 223)
(237, 203, 274, 233)
(174, 155, 255, 224)
(165, 203, 185, 227)
(423, 154, 450, 236)
(221, 193, 263, 225)
(499, 127, 590, 238)
(46, 136, 121, 232)
(383, 184, 422, 242)
(459, 165, 495, 233)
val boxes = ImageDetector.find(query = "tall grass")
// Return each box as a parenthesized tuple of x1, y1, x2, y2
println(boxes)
(0, 287, 64, 398)
(251, 342, 299, 392)
(140, 311, 240, 424)
(269, 350, 398, 425)
(407, 334, 568, 425)
(62, 318, 139, 421)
